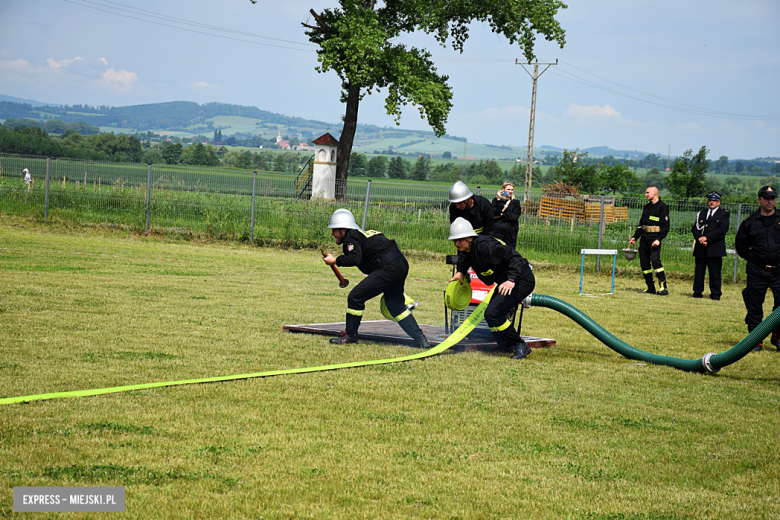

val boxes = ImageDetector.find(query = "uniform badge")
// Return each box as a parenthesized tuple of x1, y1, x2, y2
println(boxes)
(347, 244, 354, 251)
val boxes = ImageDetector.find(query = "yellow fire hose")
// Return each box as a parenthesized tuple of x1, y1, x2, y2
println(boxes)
(0, 289, 496, 406)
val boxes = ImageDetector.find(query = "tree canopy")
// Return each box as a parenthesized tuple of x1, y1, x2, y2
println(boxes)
(251, 0, 568, 189)
(666, 146, 709, 201)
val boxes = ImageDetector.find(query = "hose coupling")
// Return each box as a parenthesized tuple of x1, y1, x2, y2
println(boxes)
(521, 293, 533, 309)
(702, 353, 720, 374)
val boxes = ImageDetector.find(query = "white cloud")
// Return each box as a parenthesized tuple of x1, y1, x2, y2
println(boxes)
(99, 68, 138, 92)
(191, 81, 219, 90)
(563, 104, 622, 118)
(0, 58, 31, 71)
(45, 56, 85, 69)
(99, 57, 109, 66)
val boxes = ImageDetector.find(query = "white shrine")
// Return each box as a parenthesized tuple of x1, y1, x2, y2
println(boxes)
(310, 133, 339, 199)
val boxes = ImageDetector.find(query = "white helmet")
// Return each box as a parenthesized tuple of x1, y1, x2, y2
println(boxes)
(327, 208, 361, 230)
(448, 217, 478, 240)
(23, 168, 29, 174)
(448, 181, 473, 203)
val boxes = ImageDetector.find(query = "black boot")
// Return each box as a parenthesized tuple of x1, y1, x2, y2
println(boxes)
(330, 313, 362, 344)
(748, 326, 763, 353)
(642, 273, 656, 294)
(772, 332, 780, 351)
(656, 272, 669, 296)
(330, 333, 359, 345)
(398, 315, 428, 349)
(511, 339, 532, 360)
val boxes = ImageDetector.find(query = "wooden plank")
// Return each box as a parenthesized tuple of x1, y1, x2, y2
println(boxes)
(283, 320, 555, 354)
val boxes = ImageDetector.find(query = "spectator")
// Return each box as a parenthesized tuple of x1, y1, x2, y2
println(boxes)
(492, 182, 522, 250)
(23, 168, 32, 192)
(691, 191, 730, 300)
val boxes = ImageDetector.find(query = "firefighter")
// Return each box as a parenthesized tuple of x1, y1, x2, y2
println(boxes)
(322, 209, 429, 348)
(448, 217, 536, 360)
(629, 185, 670, 295)
(448, 181, 495, 236)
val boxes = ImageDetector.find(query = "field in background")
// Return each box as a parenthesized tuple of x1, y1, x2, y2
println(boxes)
(1, 224, 778, 519)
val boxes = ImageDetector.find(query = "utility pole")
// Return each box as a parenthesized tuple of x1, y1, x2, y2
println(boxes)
(516, 59, 557, 202)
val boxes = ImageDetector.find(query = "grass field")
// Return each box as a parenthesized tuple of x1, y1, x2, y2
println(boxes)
(1, 219, 779, 519)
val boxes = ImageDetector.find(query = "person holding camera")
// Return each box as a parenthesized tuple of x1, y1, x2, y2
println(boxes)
(492, 182, 522, 250)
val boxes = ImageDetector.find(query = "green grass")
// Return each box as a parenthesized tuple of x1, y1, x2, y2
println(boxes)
(1, 220, 779, 519)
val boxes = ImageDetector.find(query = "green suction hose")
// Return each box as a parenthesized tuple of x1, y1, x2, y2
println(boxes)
(528, 293, 779, 373)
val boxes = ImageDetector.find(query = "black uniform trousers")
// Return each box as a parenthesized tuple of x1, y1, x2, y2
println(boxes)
(742, 262, 780, 331)
(639, 238, 664, 273)
(346, 256, 410, 335)
(483, 270, 536, 351)
(693, 256, 723, 298)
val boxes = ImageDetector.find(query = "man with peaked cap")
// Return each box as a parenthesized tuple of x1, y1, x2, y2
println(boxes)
(736, 186, 780, 352)
(322, 209, 429, 349)
(448, 217, 536, 360)
(448, 181, 495, 236)
(691, 191, 730, 300)
(629, 185, 670, 295)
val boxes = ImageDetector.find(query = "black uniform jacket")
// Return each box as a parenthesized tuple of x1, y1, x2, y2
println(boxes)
(336, 229, 398, 275)
(735, 210, 780, 266)
(692, 207, 730, 258)
(492, 198, 521, 240)
(449, 195, 494, 236)
(457, 235, 530, 286)
(632, 199, 670, 242)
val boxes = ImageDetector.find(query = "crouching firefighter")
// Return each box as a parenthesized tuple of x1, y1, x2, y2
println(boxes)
(322, 209, 430, 348)
(448, 217, 536, 360)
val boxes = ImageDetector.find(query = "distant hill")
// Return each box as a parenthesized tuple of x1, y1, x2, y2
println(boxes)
(581, 145, 658, 158)
(0, 94, 60, 107)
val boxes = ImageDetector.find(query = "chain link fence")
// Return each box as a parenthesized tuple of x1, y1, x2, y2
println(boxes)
(0, 153, 753, 282)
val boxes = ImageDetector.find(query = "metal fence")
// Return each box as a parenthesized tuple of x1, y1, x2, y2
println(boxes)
(0, 153, 753, 282)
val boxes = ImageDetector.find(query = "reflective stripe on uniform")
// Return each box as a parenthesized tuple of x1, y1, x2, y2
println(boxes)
(643, 269, 654, 274)
(655, 267, 665, 273)
(490, 320, 511, 332)
(473, 227, 484, 233)
(392, 309, 411, 322)
(347, 308, 364, 316)
(649, 216, 660, 221)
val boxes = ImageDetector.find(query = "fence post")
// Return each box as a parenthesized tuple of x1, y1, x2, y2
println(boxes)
(44, 158, 51, 222)
(361, 180, 372, 229)
(733, 202, 742, 283)
(145, 164, 152, 236)
(596, 195, 605, 273)
(476, 186, 481, 196)
(250, 170, 257, 244)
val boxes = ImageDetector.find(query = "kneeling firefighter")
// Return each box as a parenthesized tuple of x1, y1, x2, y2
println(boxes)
(322, 209, 430, 348)
(448, 217, 536, 360)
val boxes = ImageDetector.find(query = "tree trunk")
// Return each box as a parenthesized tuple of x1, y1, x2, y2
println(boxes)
(336, 82, 360, 200)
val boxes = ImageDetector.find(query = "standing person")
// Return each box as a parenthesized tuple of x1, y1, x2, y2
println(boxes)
(448, 217, 536, 360)
(23, 168, 32, 192)
(448, 181, 494, 236)
(735, 186, 780, 352)
(691, 191, 730, 300)
(629, 186, 670, 295)
(322, 209, 429, 348)
(492, 182, 522, 250)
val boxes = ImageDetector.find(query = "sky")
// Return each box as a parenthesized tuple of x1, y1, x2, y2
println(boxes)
(1, 0, 778, 160)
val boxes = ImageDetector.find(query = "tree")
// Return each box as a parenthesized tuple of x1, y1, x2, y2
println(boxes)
(348, 152, 368, 176)
(366, 155, 388, 177)
(599, 162, 641, 194)
(556, 149, 600, 193)
(644, 167, 666, 190)
(411, 155, 431, 181)
(142, 150, 164, 165)
(442, 151, 452, 159)
(161, 143, 183, 165)
(267, 0, 567, 193)
(735, 161, 744, 174)
(666, 146, 709, 201)
(388, 156, 408, 179)
(715, 155, 729, 173)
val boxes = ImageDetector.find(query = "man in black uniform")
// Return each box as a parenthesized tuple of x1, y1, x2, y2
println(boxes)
(629, 185, 670, 295)
(691, 191, 730, 300)
(448, 217, 536, 360)
(322, 209, 429, 348)
(735, 185, 780, 352)
(448, 181, 495, 236)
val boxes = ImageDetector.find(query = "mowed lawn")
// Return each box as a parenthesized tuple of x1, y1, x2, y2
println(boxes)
(1, 218, 778, 519)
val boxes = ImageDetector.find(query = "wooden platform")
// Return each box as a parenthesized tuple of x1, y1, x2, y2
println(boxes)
(283, 320, 555, 354)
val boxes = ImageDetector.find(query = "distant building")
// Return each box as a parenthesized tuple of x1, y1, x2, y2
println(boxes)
(276, 132, 291, 150)
(294, 142, 316, 152)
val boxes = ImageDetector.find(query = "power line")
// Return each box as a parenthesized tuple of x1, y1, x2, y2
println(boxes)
(63, 0, 315, 52)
